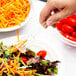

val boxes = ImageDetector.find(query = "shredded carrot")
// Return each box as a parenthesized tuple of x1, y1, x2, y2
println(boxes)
(9, 40, 27, 53)
(0, 67, 7, 74)
(0, 0, 31, 28)
(9, 41, 23, 53)
(0, 38, 37, 75)
(0, 51, 36, 76)
(18, 40, 27, 48)
(17, 29, 19, 42)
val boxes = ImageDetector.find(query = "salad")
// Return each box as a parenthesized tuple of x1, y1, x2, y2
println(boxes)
(0, 41, 59, 76)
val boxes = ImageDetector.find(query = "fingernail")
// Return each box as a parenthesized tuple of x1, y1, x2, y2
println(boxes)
(44, 25, 48, 29)
(42, 22, 48, 29)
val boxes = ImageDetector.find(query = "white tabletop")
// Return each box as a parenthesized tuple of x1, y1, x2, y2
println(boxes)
(0, 0, 76, 76)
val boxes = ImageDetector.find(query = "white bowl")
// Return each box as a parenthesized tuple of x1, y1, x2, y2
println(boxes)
(0, 0, 33, 32)
(56, 29, 76, 47)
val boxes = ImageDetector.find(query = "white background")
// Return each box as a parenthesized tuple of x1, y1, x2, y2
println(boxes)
(0, 0, 76, 76)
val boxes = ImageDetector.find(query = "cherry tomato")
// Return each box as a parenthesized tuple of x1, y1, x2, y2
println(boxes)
(21, 56, 28, 64)
(67, 18, 76, 27)
(68, 36, 76, 41)
(8, 60, 13, 65)
(56, 22, 62, 31)
(71, 32, 76, 37)
(62, 24, 74, 33)
(65, 34, 76, 41)
(60, 31, 65, 36)
(60, 32, 69, 37)
(60, 32, 71, 40)
(61, 32, 76, 41)
(37, 50, 47, 59)
(64, 33, 71, 39)
(72, 14, 76, 20)
(60, 18, 68, 24)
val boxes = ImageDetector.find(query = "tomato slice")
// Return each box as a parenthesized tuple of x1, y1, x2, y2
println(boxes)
(56, 22, 62, 31)
(71, 32, 76, 37)
(62, 24, 74, 33)
(37, 50, 47, 59)
(21, 56, 28, 64)
(8, 60, 13, 65)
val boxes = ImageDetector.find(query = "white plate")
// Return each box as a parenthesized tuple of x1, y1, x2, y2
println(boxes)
(0, 0, 33, 32)
(0, 35, 65, 76)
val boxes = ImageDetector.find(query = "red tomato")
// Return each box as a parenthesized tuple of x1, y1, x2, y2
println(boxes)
(60, 31, 65, 36)
(72, 14, 76, 20)
(62, 24, 74, 33)
(60, 18, 68, 24)
(56, 22, 62, 31)
(8, 60, 13, 65)
(71, 32, 76, 37)
(64, 33, 70, 39)
(60, 32, 69, 37)
(21, 56, 28, 64)
(65, 34, 76, 41)
(61, 32, 76, 41)
(68, 36, 76, 41)
(37, 50, 47, 59)
(67, 18, 76, 27)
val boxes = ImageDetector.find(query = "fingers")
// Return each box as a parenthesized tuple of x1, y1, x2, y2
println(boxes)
(39, 0, 74, 28)
(46, 7, 72, 27)
(39, 1, 55, 26)
(39, 0, 65, 28)
(42, 22, 48, 28)
(39, 0, 76, 29)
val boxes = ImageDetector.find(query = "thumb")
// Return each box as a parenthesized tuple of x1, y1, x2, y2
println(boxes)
(46, 8, 70, 26)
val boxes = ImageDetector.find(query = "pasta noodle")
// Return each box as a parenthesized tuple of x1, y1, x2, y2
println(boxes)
(0, 0, 31, 28)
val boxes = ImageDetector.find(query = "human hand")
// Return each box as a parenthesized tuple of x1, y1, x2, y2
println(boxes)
(39, 0, 76, 28)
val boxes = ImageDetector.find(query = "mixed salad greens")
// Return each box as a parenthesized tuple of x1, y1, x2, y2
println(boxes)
(0, 41, 60, 76)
